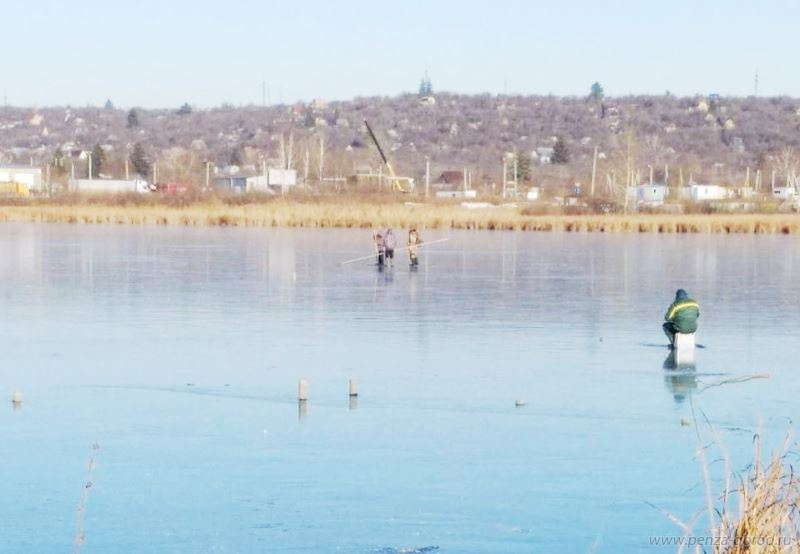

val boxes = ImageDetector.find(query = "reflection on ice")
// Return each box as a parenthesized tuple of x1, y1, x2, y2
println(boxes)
(663, 350, 698, 403)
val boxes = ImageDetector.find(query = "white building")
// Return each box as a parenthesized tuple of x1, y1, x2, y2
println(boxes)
(69, 178, 151, 194)
(772, 186, 797, 200)
(690, 184, 729, 201)
(0, 165, 42, 192)
(246, 169, 297, 194)
(435, 189, 477, 199)
(628, 184, 668, 206)
(535, 147, 554, 164)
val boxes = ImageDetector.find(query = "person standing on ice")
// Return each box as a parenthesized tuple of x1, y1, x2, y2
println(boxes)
(407, 228, 422, 266)
(384, 228, 396, 267)
(374, 232, 386, 267)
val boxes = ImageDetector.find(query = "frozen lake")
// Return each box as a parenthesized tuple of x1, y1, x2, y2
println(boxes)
(0, 224, 798, 553)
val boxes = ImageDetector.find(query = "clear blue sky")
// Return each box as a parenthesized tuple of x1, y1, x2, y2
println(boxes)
(6, 0, 800, 107)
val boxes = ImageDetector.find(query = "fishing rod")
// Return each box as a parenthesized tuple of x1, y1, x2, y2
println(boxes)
(339, 237, 450, 266)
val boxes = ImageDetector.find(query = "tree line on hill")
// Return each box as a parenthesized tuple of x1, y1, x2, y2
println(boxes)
(1, 84, 799, 194)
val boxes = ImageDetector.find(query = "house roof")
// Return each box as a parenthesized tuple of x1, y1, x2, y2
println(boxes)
(436, 170, 463, 185)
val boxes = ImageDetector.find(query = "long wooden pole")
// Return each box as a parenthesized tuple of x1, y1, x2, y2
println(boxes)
(339, 238, 450, 266)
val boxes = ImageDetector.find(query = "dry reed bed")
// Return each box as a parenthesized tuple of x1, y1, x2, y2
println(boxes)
(0, 203, 799, 234)
(671, 429, 800, 554)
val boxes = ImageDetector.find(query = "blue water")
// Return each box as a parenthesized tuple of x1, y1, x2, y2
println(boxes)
(0, 224, 798, 553)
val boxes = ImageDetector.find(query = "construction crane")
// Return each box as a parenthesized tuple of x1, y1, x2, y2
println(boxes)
(363, 119, 409, 193)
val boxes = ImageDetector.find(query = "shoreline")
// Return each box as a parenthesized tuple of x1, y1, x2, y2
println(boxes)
(0, 201, 799, 234)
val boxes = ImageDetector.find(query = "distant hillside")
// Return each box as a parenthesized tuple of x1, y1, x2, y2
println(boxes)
(2, 93, 799, 191)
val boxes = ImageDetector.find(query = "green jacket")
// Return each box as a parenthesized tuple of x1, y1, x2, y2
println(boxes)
(664, 294, 700, 333)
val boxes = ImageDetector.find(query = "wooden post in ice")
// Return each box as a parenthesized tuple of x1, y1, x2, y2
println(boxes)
(298, 378, 309, 401)
(348, 379, 358, 397)
(674, 333, 696, 366)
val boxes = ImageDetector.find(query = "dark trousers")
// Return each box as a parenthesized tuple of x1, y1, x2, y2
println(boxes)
(663, 322, 677, 345)
(377, 251, 385, 266)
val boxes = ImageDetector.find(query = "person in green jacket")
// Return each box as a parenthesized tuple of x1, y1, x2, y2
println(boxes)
(663, 289, 700, 346)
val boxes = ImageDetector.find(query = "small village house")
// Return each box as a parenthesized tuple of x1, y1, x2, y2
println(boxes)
(690, 184, 729, 201)
(628, 183, 668, 206)
(535, 147, 554, 164)
(772, 186, 797, 200)
(433, 170, 477, 199)
(246, 169, 297, 194)
(0, 165, 43, 193)
(215, 176, 247, 193)
(526, 187, 541, 201)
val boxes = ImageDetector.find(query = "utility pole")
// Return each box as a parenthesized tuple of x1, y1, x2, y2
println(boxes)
(425, 156, 430, 198)
(771, 168, 776, 192)
(502, 157, 507, 199)
(318, 135, 325, 185)
(590, 146, 598, 197)
(205, 161, 211, 189)
(513, 157, 518, 197)
(125, 159, 129, 180)
(463, 167, 467, 193)
(304, 148, 310, 189)
(88, 152, 93, 180)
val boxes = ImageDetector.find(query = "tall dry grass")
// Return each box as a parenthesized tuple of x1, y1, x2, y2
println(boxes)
(663, 420, 800, 553)
(0, 198, 799, 233)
